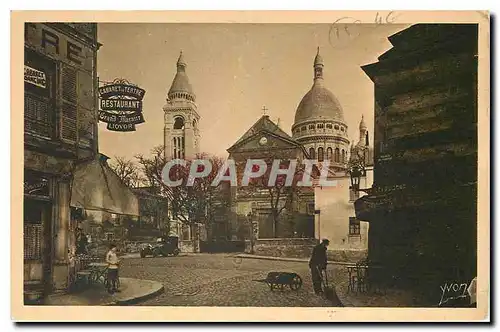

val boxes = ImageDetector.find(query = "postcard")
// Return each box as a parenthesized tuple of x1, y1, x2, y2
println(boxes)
(11, 10, 490, 322)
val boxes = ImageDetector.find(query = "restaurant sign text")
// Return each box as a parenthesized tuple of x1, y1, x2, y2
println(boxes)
(98, 79, 146, 132)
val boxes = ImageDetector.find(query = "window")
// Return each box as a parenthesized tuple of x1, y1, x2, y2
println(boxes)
(326, 123, 333, 129)
(341, 149, 346, 163)
(307, 203, 315, 215)
(105, 232, 114, 241)
(308, 124, 315, 130)
(341, 127, 345, 132)
(301, 126, 306, 131)
(173, 117, 185, 130)
(326, 147, 333, 160)
(309, 147, 316, 159)
(182, 224, 191, 241)
(24, 50, 56, 139)
(61, 65, 78, 142)
(349, 217, 360, 236)
(318, 147, 324, 162)
(317, 123, 324, 129)
(334, 148, 340, 162)
(334, 125, 339, 130)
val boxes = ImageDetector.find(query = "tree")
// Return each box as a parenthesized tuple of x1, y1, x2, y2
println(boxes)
(237, 158, 314, 238)
(135, 146, 229, 230)
(108, 156, 146, 188)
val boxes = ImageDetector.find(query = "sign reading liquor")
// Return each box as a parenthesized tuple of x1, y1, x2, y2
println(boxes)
(98, 79, 146, 132)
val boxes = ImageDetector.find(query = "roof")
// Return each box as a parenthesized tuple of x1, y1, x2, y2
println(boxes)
(294, 50, 345, 124)
(168, 51, 195, 99)
(294, 80, 345, 124)
(228, 115, 302, 152)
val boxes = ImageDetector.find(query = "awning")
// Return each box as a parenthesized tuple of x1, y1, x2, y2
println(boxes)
(70, 156, 139, 216)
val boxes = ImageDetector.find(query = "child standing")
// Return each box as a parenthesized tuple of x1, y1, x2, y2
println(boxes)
(105, 243, 121, 294)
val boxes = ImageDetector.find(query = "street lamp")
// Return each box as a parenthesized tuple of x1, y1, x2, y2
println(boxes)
(348, 161, 372, 195)
(349, 165, 363, 191)
(247, 212, 256, 254)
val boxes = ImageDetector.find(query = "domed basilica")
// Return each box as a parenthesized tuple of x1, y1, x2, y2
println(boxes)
(291, 48, 352, 172)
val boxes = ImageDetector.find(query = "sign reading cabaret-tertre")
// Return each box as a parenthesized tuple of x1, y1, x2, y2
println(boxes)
(98, 79, 146, 132)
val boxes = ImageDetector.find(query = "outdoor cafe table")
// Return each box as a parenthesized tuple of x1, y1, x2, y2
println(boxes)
(88, 262, 108, 284)
(346, 264, 384, 293)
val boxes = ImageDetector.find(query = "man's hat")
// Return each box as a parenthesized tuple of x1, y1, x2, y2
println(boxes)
(321, 239, 330, 244)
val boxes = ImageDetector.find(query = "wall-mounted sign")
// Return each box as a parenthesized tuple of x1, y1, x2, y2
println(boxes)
(24, 65, 47, 88)
(24, 176, 50, 197)
(98, 79, 146, 132)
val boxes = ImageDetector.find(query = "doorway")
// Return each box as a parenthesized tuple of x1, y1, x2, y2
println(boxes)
(24, 199, 52, 294)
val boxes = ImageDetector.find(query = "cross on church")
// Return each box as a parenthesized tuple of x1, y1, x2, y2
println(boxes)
(262, 106, 268, 115)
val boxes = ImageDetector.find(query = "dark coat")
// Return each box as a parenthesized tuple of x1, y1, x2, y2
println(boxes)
(309, 243, 327, 268)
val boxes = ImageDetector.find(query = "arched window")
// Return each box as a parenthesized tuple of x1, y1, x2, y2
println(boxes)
(309, 147, 316, 159)
(192, 119, 197, 129)
(326, 147, 333, 160)
(334, 148, 340, 162)
(318, 147, 324, 162)
(341, 149, 346, 163)
(173, 117, 185, 130)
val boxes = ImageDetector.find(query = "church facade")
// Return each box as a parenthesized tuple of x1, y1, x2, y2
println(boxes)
(227, 49, 373, 261)
(226, 115, 317, 257)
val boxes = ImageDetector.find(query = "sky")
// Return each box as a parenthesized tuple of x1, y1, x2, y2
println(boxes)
(96, 23, 408, 161)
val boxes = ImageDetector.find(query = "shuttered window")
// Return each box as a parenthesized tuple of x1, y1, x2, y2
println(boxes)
(61, 66, 78, 142)
(24, 224, 43, 260)
(24, 49, 56, 139)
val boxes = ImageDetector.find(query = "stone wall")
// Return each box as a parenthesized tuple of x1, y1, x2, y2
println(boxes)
(245, 238, 367, 263)
(249, 238, 318, 258)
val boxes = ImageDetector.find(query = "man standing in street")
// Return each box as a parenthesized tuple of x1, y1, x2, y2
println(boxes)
(105, 243, 121, 294)
(309, 239, 329, 295)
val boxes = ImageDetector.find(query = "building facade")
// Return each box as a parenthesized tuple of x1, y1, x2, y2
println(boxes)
(162, 52, 203, 252)
(313, 117, 374, 262)
(163, 51, 200, 161)
(292, 49, 373, 261)
(355, 24, 478, 302)
(227, 115, 316, 257)
(24, 23, 100, 299)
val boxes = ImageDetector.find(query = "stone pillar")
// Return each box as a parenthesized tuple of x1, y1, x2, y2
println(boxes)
(184, 118, 195, 159)
(52, 179, 71, 291)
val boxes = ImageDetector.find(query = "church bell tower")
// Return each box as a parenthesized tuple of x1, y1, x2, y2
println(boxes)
(163, 51, 200, 160)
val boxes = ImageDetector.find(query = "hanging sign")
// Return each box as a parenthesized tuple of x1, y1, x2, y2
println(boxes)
(98, 79, 146, 132)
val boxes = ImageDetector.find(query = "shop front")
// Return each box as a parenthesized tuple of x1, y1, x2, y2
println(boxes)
(23, 158, 74, 303)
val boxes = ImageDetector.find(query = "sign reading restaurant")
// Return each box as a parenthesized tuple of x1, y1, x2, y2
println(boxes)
(98, 79, 146, 132)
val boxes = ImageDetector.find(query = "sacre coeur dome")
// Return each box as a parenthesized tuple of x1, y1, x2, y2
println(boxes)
(294, 81, 345, 123)
(294, 48, 345, 125)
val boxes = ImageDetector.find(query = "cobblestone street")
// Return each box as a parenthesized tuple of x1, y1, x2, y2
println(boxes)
(119, 253, 343, 307)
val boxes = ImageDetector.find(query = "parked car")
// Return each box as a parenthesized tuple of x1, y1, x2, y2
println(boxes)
(140, 236, 180, 258)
